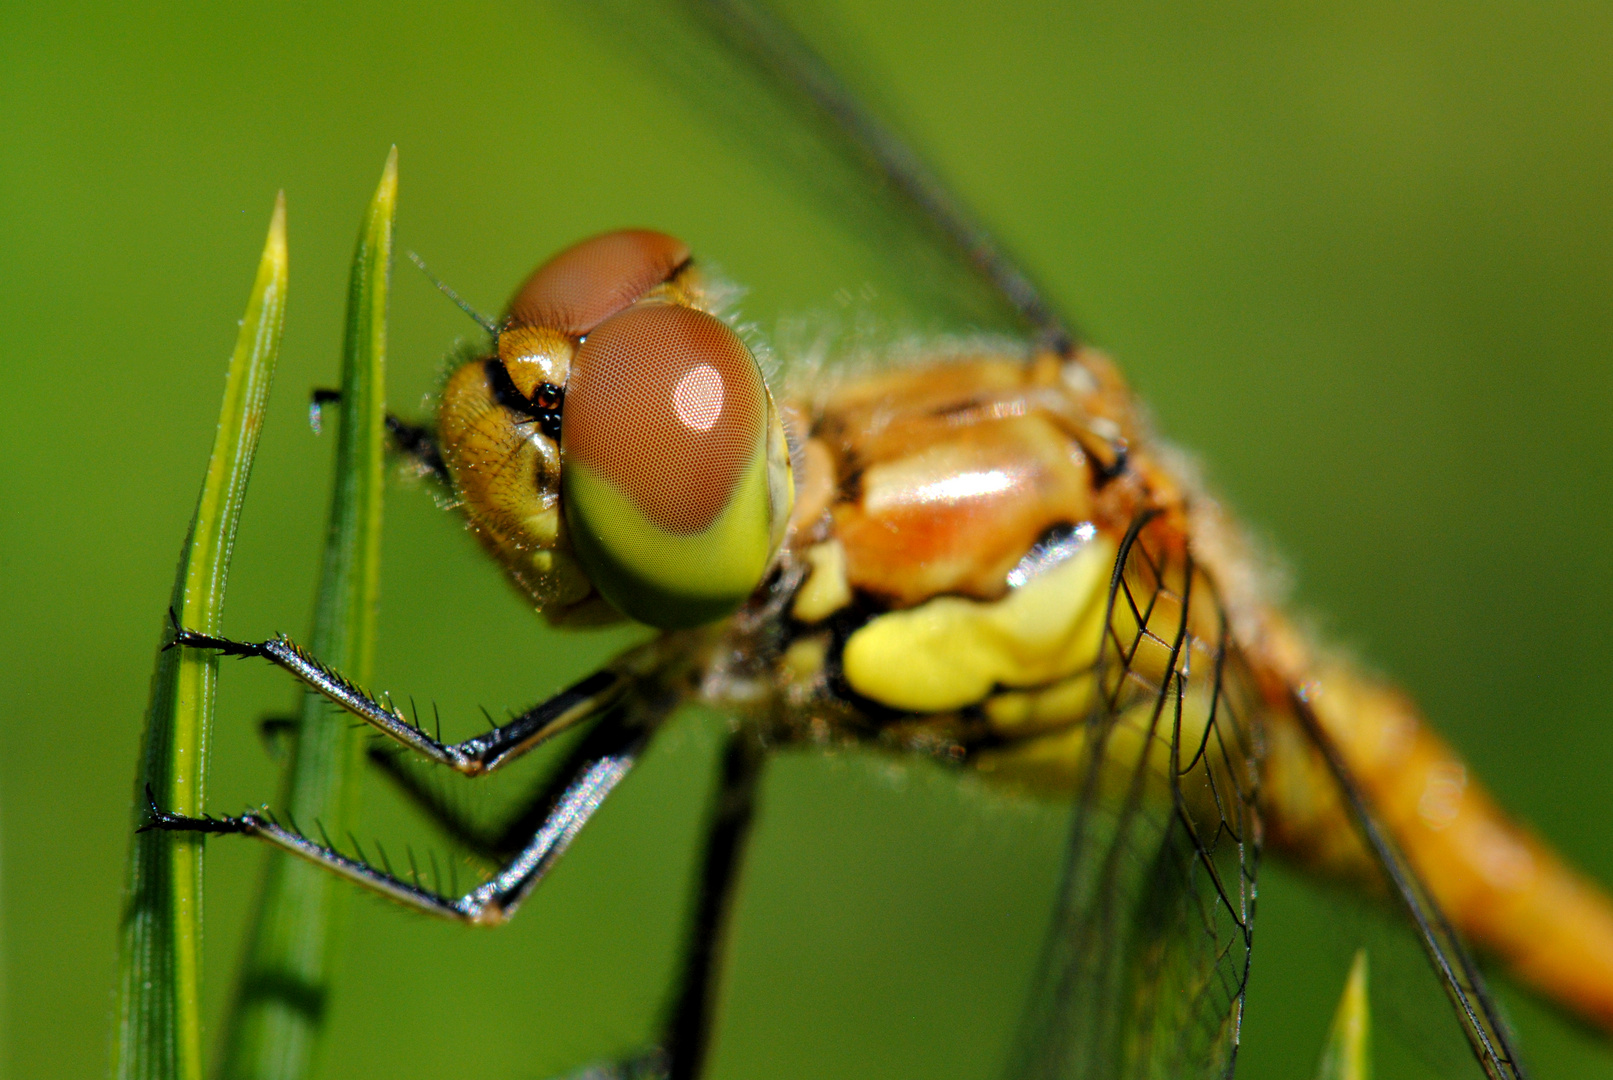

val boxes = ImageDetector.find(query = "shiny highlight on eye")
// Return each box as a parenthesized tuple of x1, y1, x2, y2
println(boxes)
(673, 364, 725, 432)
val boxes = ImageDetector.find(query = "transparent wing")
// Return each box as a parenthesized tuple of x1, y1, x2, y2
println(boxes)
(554, 0, 1075, 350)
(1286, 695, 1527, 1080)
(1011, 509, 1529, 1080)
(1010, 511, 1262, 1079)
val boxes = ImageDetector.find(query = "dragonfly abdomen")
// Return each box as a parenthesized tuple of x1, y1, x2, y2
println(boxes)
(1258, 640, 1613, 1031)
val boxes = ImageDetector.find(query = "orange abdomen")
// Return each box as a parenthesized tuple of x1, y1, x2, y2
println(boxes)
(1261, 655, 1613, 1030)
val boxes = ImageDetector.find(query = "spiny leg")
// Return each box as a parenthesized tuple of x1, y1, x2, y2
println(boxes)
(265, 712, 533, 859)
(366, 743, 556, 862)
(142, 710, 648, 924)
(167, 613, 629, 775)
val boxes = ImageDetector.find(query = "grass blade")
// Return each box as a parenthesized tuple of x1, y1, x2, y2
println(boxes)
(1316, 949, 1373, 1080)
(218, 149, 395, 1080)
(114, 193, 289, 1080)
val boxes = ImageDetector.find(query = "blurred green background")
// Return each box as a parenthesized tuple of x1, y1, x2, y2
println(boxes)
(4, 1, 1613, 1077)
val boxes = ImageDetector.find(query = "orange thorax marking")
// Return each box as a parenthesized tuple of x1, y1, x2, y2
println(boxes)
(806, 357, 1101, 608)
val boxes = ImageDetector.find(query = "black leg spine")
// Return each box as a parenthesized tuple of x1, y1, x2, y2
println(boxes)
(140, 714, 648, 925)
(167, 613, 627, 776)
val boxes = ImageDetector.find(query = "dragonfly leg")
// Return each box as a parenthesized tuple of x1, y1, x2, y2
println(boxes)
(660, 729, 767, 1080)
(310, 387, 449, 483)
(530, 727, 766, 1080)
(264, 712, 551, 858)
(366, 723, 764, 1080)
(140, 711, 648, 925)
(383, 412, 448, 483)
(167, 612, 629, 775)
(366, 740, 574, 861)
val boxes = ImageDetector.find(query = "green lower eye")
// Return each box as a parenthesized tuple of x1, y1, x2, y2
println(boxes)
(565, 444, 777, 627)
(560, 302, 794, 628)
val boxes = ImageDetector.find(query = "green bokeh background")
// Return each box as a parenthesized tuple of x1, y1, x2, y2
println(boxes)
(4, 1, 1613, 1077)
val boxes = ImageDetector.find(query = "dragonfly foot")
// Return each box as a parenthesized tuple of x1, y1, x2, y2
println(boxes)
(137, 784, 257, 836)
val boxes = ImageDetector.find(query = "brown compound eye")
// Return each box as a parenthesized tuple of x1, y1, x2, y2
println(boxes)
(566, 304, 764, 534)
(560, 302, 789, 627)
(505, 229, 690, 335)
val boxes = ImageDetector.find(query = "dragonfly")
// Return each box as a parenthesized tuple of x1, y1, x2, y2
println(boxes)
(142, 1, 1613, 1077)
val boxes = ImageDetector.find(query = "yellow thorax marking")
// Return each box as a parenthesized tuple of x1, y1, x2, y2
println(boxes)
(841, 532, 1116, 713)
(793, 540, 852, 624)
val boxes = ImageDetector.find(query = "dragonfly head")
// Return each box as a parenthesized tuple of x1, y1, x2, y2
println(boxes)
(437, 230, 795, 629)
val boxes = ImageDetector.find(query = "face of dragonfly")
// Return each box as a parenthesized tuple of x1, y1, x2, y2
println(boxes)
(435, 230, 794, 629)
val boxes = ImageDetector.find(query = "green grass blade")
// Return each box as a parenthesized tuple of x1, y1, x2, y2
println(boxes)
(114, 193, 289, 1080)
(1316, 949, 1373, 1080)
(218, 149, 395, 1080)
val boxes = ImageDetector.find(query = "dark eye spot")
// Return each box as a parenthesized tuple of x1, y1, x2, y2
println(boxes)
(487, 358, 565, 441)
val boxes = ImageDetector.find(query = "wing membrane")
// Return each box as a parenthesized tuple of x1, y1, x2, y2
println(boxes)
(1011, 512, 1262, 1079)
(676, 0, 1075, 352)
(555, 0, 1073, 348)
(1288, 694, 1528, 1080)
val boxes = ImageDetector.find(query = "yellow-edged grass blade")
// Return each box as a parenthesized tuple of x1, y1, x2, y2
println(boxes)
(1316, 950, 1373, 1080)
(114, 193, 288, 1080)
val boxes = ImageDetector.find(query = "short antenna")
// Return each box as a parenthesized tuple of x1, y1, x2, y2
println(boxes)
(408, 251, 499, 335)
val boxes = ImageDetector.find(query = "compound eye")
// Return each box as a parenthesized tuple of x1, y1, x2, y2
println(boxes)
(506, 230, 690, 335)
(561, 303, 786, 627)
